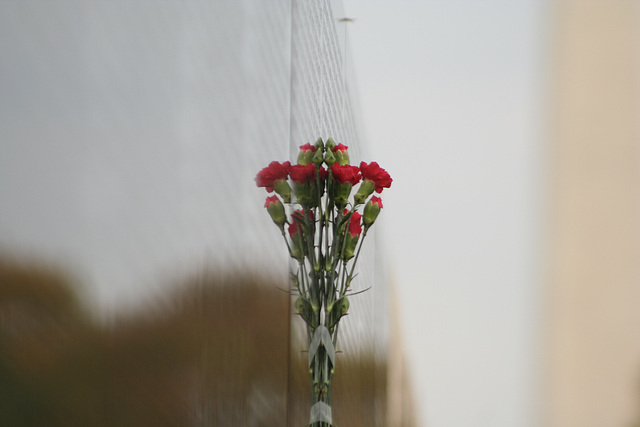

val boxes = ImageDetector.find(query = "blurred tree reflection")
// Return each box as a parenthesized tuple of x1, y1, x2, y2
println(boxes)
(0, 258, 391, 426)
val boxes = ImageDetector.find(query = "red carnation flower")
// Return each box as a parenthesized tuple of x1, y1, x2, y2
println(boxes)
(288, 212, 302, 237)
(331, 164, 361, 185)
(360, 161, 392, 193)
(288, 209, 312, 237)
(344, 209, 362, 237)
(289, 163, 317, 184)
(288, 221, 300, 237)
(255, 161, 290, 192)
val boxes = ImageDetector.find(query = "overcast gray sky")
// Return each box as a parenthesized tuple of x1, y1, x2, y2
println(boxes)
(342, 1, 545, 425)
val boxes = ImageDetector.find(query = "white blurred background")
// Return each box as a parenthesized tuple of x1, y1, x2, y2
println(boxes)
(343, 1, 543, 425)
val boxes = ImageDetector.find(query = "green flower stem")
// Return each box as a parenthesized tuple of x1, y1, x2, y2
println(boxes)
(335, 207, 356, 294)
(298, 263, 307, 296)
(299, 213, 316, 300)
(281, 230, 305, 295)
(299, 261, 309, 300)
(343, 227, 368, 296)
(323, 176, 333, 301)
(327, 209, 342, 299)
(331, 324, 340, 364)
(315, 169, 328, 309)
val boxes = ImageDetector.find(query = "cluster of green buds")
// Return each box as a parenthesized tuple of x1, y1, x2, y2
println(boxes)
(255, 137, 391, 426)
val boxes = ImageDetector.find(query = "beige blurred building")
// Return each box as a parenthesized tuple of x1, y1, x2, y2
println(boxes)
(547, 1, 640, 426)
(387, 280, 418, 427)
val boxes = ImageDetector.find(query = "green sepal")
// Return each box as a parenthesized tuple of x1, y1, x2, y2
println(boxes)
(335, 149, 350, 166)
(290, 230, 306, 262)
(290, 272, 300, 289)
(293, 182, 312, 206)
(295, 296, 317, 328)
(297, 149, 314, 165)
(324, 257, 333, 272)
(266, 198, 286, 229)
(333, 181, 352, 209)
(324, 149, 337, 166)
(312, 148, 324, 166)
(363, 198, 381, 228)
(353, 179, 375, 205)
(273, 179, 291, 203)
(342, 232, 359, 261)
(325, 137, 336, 152)
(327, 296, 349, 330)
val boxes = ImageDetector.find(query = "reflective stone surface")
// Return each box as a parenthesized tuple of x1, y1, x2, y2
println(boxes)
(0, 1, 403, 425)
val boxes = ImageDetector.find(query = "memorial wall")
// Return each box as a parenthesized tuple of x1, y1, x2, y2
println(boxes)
(0, 1, 412, 425)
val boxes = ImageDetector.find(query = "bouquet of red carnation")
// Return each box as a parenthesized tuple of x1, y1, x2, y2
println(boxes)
(255, 138, 391, 426)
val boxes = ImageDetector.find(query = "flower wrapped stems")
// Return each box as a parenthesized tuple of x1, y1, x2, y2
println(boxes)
(255, 138, 391, 426)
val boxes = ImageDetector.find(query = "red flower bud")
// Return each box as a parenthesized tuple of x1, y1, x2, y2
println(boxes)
(369, 196, 383, 209)
(297, 143, 317, 165)
(332, 143, 350, 165)
(363, 196, 382, 229)
(265, 195, 286, 229)
(299, 143, 316, 152)
(333, 143, 349, 153)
